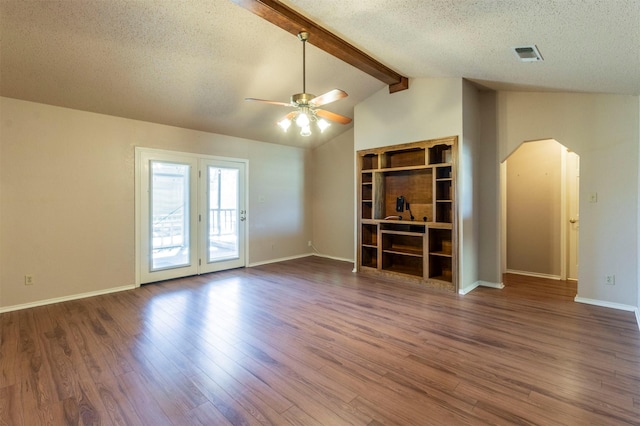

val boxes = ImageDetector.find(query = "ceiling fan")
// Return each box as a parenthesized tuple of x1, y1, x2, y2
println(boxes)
(245, 31, 352, 136)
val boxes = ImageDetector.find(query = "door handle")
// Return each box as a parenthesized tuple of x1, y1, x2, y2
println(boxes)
(569, 218, 578, 223)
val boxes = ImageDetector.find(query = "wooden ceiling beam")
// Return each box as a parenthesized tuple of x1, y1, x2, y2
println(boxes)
(231, 0, 409, 93)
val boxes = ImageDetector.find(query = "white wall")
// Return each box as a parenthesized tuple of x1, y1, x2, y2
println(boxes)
(496, 92, 639, 307)
(311, 129, 355, 261)
(0, 97, 312, 309)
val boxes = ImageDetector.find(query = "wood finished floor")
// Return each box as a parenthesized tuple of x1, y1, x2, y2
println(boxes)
(1, 257, 639, 425)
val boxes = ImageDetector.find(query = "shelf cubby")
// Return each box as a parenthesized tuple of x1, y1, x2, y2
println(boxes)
(362, 223, 378, 246)
(361, 154, 379, 170)
(381, 148, 426, 169)
(362, 202, 373, 220)
(428, 256, 452, 282)
(361, 246, 378, 268)
(429, 144, 453, 165)
(382, 253, 423, 277)
(429, 228, 452, 256)
(382, 232, 424, 257)
(362, 183, 373, 201)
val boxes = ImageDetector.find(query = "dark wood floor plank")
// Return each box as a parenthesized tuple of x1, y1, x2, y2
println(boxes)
(2, 257, 639, 424)
(0, 312, 18, 389)
(16, 308, 59, 413)
(184, 401, 234, 426)
(118, 371, 173, 425)
(0, 384, 23, 426)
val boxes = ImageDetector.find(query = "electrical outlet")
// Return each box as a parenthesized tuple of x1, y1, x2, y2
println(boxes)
(308, 240, 312, 247)
(24, 275, 34, 286)
(605, 275, 615, 285)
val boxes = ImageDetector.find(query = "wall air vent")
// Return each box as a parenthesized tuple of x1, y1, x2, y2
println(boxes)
(513, 45, 543, 62)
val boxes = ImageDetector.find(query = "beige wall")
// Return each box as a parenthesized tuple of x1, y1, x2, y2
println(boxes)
(461, 80, 481, 291)
(311, 129, 355, 261)
(354, 78, 463, 151)
(3, 89, 639, 314)
(0, 97, 312, 309)
(497, 92, 639, 306)
(506, 139, 563, 277)
(477, 92, 501, 284)
(354, 78, 484, 291)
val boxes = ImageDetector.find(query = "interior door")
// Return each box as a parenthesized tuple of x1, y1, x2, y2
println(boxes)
(567, 151, 579, 280)
(136, 148, 247, 285)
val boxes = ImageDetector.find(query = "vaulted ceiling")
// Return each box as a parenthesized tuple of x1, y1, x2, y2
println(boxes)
(1, 1, 639, 148)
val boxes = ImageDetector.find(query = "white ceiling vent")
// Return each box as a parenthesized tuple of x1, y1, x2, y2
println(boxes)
(513, 45, 544, 62)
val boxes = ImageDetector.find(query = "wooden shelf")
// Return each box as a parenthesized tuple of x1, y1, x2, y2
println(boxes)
(383, 248, 423, 257)
(429, 251, 452, 258)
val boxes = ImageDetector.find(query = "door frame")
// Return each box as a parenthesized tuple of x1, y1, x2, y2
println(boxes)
(135, 147, 249, 287)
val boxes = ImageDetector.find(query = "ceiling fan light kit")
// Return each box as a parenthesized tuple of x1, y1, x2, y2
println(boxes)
(246, 31, 352, 137)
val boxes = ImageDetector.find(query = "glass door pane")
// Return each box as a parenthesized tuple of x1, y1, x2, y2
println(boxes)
(150, 161, 191, 270)
(208, 166, 239, 262)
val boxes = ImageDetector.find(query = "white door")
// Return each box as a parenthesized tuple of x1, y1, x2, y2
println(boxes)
(136, 148, 247, 284)
(199, 159, 246, 273)
(567, 152, 579, 280)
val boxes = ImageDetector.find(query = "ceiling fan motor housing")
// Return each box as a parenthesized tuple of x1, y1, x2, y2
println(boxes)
(291, 92, 316, 106)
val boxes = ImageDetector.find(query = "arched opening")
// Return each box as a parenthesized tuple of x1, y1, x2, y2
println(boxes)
(502, 139, 579, 293)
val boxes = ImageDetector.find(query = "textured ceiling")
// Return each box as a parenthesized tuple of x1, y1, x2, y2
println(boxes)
(1, 1, 639, 148)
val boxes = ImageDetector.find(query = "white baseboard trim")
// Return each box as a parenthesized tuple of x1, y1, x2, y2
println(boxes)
(459, 280, 505, 295)
(311, 253, 354, 263)
(575, 297, 640, 330)
(574, 296, 637, 312)
(248, 252, 355, 268)
(459, 281, 479, 295)
(0, 284, 136, 314)
(480, 280, 505, 289)
(248, 253, 313, 267)
(506, 269, 561, 280)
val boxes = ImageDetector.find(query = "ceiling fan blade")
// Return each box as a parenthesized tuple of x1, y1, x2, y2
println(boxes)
(310, 89, 348, 107)
(245, 98, 293, 107)
(316, 109, 352, 125)
(279, 111, 297, 121)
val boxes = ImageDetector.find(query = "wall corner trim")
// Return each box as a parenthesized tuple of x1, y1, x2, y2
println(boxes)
(459, 280, 504, 295)
(0, 284, 136, 314)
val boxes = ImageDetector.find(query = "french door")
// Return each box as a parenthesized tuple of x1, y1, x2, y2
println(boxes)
(136, 148, 247, 284)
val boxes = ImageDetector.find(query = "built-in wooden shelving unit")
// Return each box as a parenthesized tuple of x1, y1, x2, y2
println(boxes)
(357, 136, 457, 291)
